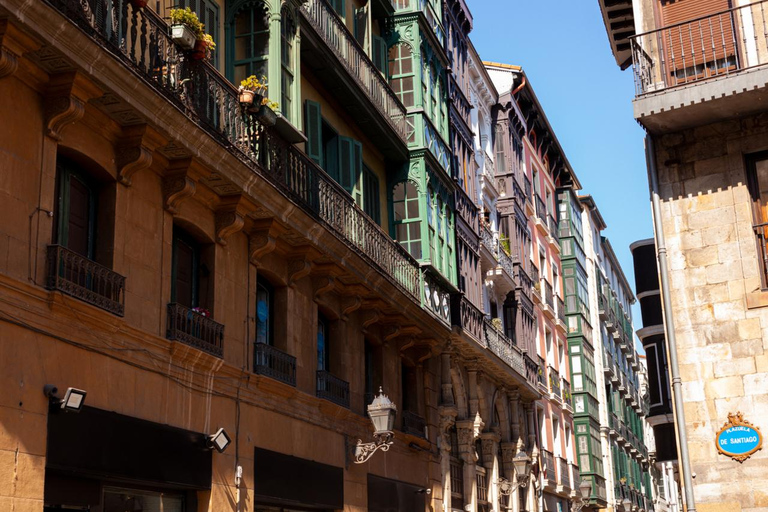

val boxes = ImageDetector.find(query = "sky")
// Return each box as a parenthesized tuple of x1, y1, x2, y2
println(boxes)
(469, 1, 653, 347)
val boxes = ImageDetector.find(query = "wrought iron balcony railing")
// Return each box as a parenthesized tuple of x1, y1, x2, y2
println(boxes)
(525, 354, 539, 388)
(166, 303, 224, 357)
(316, 370, 350, 408)
(254, 342, 297, 386)
(46, 245, 126, 316)
(524, 175, 532, 205)
(558, 457, 571, 490)
(535, 195, 547, 222)
(452, 295, 485, 344)
(402, 409, 426, 438)
(542, 449, 556, 485)
(630, 1, 768, 97)
(45, 0, 425, 309)
(544, 280, 554, 311)
(484, 318, 526, 377)
(548, 365, 561, 399)
(537, 357, 546, 387)
(571, 464, 580, 491)
(557, 296, 566, 325)
(302, 0, 408, 142)
(548, 214, 559, 242)
(562, 379, 572, 407)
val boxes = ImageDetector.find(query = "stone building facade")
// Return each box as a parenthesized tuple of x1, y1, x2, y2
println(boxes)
(598, 1, 768, 512)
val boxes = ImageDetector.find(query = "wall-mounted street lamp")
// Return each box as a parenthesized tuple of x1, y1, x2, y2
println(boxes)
(571, 479, 592, 512)
(621, 498, 633, 512)
(207, 428, 231, 453)
(44, 385, 87, 413)
(497, 450, 532, 496)
(354, 388, 396, 464)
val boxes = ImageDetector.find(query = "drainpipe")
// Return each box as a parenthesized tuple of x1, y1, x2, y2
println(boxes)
(644, 135, 697, 512)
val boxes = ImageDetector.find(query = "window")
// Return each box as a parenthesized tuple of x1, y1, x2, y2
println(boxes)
(178, 0, 219, 65)
(495, 124, 506, 174)
(401, 362, 418, 413)
(229, 3, 269, 86)
(353, 6, 368, 50)
(317, 311, 329, 371)
(392, 180, 422, 259)
(388, 44, 414, 107)
(328, 0, 345, 16)
(280, 8, 296, 122)
(372, 36, 387, 74)
(171, 227, 207, 309)
(747, 152, 768, 288)
(256, 277, 273, 345)
(54, 160, 97, 260)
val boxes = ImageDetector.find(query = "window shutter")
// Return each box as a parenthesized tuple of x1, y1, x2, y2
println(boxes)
(372, 36, 387, 74)
(304, 100, 323, 165)
(331, 0, 345, 17)
(363, 166, 380, 224)
(354, 7, 368, 51)
(352, 140, 363, 206)
(338, 137, 353, 194)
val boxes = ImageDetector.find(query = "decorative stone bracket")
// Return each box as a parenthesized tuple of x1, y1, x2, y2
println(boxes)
(44, 72, 103, 141)
(116, 124, 162, 186)
(162, 159, 196, 215)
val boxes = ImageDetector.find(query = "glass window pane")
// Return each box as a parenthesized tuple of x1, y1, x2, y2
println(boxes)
(394, 201, 405, 221)
(407, 198, 419, 218)
(235, 36, 248, 60)
(409, 223, 421, 240)
(236, 12, 249, 35)
(396, 223, 408, 241)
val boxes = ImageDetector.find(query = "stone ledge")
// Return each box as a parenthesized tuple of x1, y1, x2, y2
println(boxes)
(746, 289, 768, 309)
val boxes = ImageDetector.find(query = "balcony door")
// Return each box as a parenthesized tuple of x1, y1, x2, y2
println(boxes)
(55, 160, 96, 260)
(746, 152, 768, 288)
(227, 1, 269, 85)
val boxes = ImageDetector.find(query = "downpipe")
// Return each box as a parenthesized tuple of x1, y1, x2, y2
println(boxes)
(645, 135, 697, 512)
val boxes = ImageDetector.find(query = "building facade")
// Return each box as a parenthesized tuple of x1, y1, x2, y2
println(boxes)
(598, 1, 768, 512)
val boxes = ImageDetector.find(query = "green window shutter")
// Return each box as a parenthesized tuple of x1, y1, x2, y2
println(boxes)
(354, 7, 368, 50)
(304, 100, 323, 165)
(363, 166, 380, 224)
(339, 136, 353, 194)
(372, 36, 387, 74)
(331, 0, 345, 17)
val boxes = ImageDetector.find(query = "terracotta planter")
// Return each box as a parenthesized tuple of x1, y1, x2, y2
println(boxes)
(239, 89, 255, 105)
(171, 24, 196, 51)
(256, 105, 278, 127)
(128, 0, 148, 8)
(190, 39, 207, 60)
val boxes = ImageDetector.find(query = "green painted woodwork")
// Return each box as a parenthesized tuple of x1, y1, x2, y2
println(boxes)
(574, 418, 604, 478)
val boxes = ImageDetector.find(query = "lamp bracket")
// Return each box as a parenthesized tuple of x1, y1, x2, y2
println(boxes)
(496, 477, 527, 497)
(353, 431, 394, 464)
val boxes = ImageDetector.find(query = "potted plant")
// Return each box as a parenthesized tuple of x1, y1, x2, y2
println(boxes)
(191, 33, 216, 61)
(255, 98, 279, 126)
(169, 7, 203, 51)
(238, 75, 268, 106)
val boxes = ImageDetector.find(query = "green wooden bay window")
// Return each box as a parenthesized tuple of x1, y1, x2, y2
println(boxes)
(227, 1, 270, 85)
(388, 43, 415, 107)
(392, 180, 422, 259)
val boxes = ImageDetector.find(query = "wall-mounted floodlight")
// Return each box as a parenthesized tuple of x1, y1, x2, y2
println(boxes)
(208, 428, 231, 453)
(44, 385, 87, 413)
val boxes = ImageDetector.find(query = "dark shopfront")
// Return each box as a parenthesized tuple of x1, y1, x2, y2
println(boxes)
(43, 406, 212, 512)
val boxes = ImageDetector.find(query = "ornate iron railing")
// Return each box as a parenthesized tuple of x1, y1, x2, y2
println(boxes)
(558, 457, 571, 490)
(544, 280, 554, 311)
(562, 379, 572, 406)
(166, 303, 224, 357)
(456, 185, 480, 236)
(524, 354, 539, 387)
(557, 296, 566, 325)
(535, 195, 547, 222)
(524, 175, 532, 205)
(484, 318, 526, 376)
(537, 357, 546, 387)
(542, 450, 556, 485)
(548, 214, 559, 242)
(302, 0, 408, 141)
(452, 295, 485, 344)
(46, 245, 126, 316)
(45, 0, 423, 308)
(548, 365, 561, 399)
(630, 1, 768, 96)
(316, 370, 350, 408)
(402, 410, 426, 438)
(254, 342, 297, 386)
(481, 226, 515, 276)
(571, 464, 580, 491)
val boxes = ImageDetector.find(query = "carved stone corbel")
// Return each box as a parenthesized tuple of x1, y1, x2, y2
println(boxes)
(341, 295, 362, 320)
(116, 124, 159, 186)
(361, 308, 381, 331)
(312, 275, 335, 300)
(249, 232, 276, 265)
(215, 210, 244, 246)
(0, 46, 17, 79)
(162, 159, 195, 215)
(44, 72, 102, 141)
(438, 405, 458, 453)
(0, 19, 39, 80)
(287, 258, 311, 286)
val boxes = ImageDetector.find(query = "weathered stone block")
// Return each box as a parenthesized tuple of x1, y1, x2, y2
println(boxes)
(714, 357, 757, 378)
(743, 373, 768, 396)
(706, 376, 744, 399)
(687, 206, 735, 230)
(688, 246, 720, 267)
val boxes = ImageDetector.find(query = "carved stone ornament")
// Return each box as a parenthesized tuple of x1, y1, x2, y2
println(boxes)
(249, 233, 276, 265)
(215, 210, 245, 246)
(116, 125, 158, 186)
(45, 94, 85, 141)
(287, 258, 311, 286)
(716, 411, 763, 463)
(163, 175, 195, 215)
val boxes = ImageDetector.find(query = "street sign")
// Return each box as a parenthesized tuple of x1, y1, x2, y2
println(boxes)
(716, 412, 763, 462)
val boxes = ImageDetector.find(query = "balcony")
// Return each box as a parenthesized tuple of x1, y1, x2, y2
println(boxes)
(562, 379, 573, 412)
(531, 262, 541, 303)
(484, 318, 526, 377)
(402, 410, 426, 438)
(525, 354, 539, 388)
(524, 176, 534, 215)
(630, 1, 768, 133)
(301, 0, 409, 156)
(548, 366, 561, 401)
(455, 185, 480, 238)
(543, 280, 555, 319)
(316, 370, 350, 408)
(480, 226, 515, 293)
(534, 195, 548, 235)
(254, 342, 297, 386)
(166, 303, 224, 358)
(556, 296, 567, 331)
(558, 457, 571, 492)
(46, 245, 126, 316)
(43, 0, 431, 318)
(542, 450, 557, 488)
(571, 464, 580, 490)
(537, 357, 547, 390)
(452, 295, 484, 344)
(547, 214, 560, 250)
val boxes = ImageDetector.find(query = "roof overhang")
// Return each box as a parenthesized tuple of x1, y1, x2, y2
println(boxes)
(597, 0, 636, 70)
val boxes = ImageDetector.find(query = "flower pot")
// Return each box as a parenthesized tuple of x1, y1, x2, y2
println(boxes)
(171, 24, 196, 51)
(128, 0, 148, 8)
(190, 39, 207, 60)
(239, 89, 255, 105)
(256, 105, 278, 126)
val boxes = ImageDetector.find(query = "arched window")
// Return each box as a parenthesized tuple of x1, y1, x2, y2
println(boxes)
(392, 180, 422, 259)
(280, 7, 296, 121)
(388, 43, 414, 107)
(229, 2, 270, 85)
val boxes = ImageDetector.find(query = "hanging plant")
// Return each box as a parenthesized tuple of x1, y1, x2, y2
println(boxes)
(238, 75, 268, 105)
